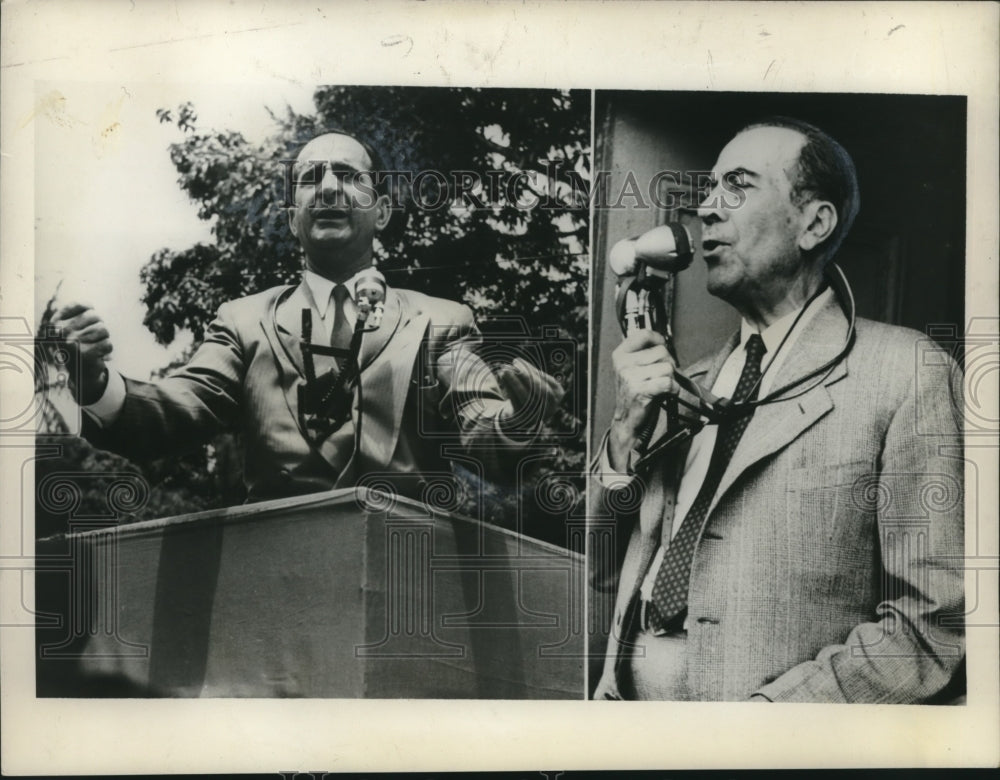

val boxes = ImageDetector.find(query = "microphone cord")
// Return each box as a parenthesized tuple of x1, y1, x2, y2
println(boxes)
(631, 264, 856, 475)
(720, 262, 857, 420)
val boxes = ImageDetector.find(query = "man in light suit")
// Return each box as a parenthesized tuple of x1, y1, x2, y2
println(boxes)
(593, 118, 964, 702)
(53, 131, 563, 502)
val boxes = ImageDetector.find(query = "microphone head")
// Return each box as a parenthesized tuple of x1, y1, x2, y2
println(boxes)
(608, 237, 638, 275)
(354, 267, 387, 305)
(608, 224, 694, 277)
(634, 224, 694, 272)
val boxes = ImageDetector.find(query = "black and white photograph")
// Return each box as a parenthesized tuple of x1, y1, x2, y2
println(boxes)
(30, 83, 590, 699)
(588, 91, 967, 703)
(1, 0, 997, 774)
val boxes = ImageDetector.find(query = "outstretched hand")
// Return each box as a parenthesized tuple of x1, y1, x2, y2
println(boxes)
(49, 303, 113, 405)
(496, 357, 565, 436)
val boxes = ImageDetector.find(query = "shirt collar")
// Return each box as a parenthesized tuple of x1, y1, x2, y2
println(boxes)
(739, 286, 834, 366)
(303, 268, 368, 318)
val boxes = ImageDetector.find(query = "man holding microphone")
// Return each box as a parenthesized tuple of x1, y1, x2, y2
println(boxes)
(594, 117, 964, 703)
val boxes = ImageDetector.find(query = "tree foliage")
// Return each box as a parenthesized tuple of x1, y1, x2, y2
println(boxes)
(136, 87, 589, 545)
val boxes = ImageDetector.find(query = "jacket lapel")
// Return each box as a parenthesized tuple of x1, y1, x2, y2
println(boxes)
(709, 296, 849, 511)
(358, 289, 402, 371)
(270, 280, 315, 378)
(688, 331, 740, 391)
(259, 284, 312, 442)
(335, 290, 421, 485)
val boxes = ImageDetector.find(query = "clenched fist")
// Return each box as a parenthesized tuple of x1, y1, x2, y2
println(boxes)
(49, 303, 114, 405)
(608, 329, 679, 471)
(496, 357, 565, 436)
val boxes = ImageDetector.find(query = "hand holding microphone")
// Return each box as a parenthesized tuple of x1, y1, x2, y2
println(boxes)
(608, 329, 680, 472)
(606, 223, 718, 467)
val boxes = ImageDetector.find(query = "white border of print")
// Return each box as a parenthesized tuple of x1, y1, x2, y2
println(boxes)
(2, 0, 998, 773)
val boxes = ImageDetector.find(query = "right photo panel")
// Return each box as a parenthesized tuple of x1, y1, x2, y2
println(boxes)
(588, 91, 967, 703)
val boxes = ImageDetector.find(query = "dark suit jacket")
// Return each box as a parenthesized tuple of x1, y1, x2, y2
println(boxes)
(594, 296, 965, 702)
(83, 281, 516, 502)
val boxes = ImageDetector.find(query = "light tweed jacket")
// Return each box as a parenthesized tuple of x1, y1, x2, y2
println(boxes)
(83, 281, 514, 502)
(595, 295, 965, 702)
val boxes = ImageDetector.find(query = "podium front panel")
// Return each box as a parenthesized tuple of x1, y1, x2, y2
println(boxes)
(36, 489, 584, 699)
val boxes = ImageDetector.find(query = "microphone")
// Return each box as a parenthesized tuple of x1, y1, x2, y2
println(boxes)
(609, 221, 726, 426)
(608, 224, 694, 277)
(354, 267, 387, 329)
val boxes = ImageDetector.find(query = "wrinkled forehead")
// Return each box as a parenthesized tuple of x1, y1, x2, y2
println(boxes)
(295, 133, 373, 170)
(713, 126, 806, 186)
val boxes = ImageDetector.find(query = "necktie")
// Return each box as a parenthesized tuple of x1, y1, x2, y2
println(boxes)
(330, 284, 353, 362)
(647, 333, 767, 631)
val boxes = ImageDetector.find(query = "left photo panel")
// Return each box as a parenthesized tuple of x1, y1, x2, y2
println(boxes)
(31, 84, 590, 699)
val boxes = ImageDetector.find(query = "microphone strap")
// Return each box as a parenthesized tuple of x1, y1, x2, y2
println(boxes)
(298, 310, 365, 445)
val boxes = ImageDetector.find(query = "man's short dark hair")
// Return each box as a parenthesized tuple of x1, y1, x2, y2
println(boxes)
(741, 116, 860, 263)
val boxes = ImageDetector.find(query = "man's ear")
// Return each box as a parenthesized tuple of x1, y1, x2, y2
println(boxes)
(373, 193, 392, 233)
(287, 208, 300, 240)
(798, 200, 837, 253)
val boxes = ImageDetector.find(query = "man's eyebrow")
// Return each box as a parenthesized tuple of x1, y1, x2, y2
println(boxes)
(724, 166, 759, 180)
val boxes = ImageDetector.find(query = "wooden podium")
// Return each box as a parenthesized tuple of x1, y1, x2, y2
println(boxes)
(36, 489, 585, 699)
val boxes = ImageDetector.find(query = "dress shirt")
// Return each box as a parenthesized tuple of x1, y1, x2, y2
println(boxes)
(302, 267, 368, 342)
(596, 288, 834, 601)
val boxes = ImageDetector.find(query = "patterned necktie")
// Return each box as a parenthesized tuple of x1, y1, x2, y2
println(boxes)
(648, 333, 767, 630)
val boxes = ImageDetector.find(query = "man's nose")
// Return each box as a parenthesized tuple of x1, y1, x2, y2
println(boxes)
(319, 167, 344, 199)
(695, 181, 728, 224)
